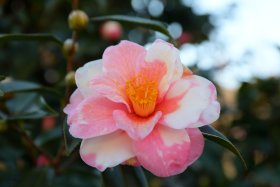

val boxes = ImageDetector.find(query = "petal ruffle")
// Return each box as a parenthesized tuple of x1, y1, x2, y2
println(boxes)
(145, 39, 183, 101)
(133, 126, 191, 177)
(75, 60, 103, 97)
(102, 40, 146, 83)
(64, 89, 84, 119)
(158, 75, 220, 129)
(186, 128, 204, 166)
(80, 131, 135, 171)
(68, 94, 126, 139)
(91, 74, 132, 111)
(91, 41, 147, 110)
(113, 110, 162, 140)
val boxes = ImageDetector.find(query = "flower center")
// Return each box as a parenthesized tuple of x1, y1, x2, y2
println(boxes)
(126, 73, 158, 117)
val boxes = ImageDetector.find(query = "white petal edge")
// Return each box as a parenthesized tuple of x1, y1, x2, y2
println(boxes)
(75, 60, 103, 97)
(160, 75, 220, 129)
(145, 39, 183, 100)
(80, 131, 135, 171)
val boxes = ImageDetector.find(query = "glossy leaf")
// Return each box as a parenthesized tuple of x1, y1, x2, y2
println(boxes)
(199, 125, 247, 170)
(122, 166, 148, 187)
(0, 80, 61, 97)
(63, 119, 81, 156)
(102, 167, 124, 187)
(52, 166, 102, 187)
(132, 167, 149, 187)
(5, 93, 57, 120)
(0, 75, 4, 96)
(91, 15, 174, 42)
(0, 75, 5, 81)
(35, 127, 61, 146)
(0, 33, 62, 46)
(15, 167, 55, 187)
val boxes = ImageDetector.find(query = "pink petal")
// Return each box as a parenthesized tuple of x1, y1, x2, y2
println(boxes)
(102, 40, 146, 83)
(113, 110, 162, 140)
(68, 94, 126, 139)
(80, 131, 135, 171)
(63, 89, 84, 118)
(133, 126, 191, 177)
(90, 41, 147, 110)
(75, 60, 103, 97)
(158, 75, 220, 129)
(145, 39, 183, 101)
(186, 128, 205, 166)
(91, 74, 131, 112)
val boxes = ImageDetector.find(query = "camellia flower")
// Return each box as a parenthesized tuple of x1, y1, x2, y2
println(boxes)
(64, 39, 220, 177)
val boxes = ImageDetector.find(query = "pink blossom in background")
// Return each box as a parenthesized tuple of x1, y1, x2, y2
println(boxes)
(64, 39, 220, 177)
(36, 154, 50, 167)
(42, 116, 56, 132)
(100, 21, 122, 41)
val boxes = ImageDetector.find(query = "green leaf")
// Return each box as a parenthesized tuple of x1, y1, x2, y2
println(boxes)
(0, 75, 5, 81)
(53, 166, 101, 187)
(5, 93, 57, 120)
(91, 15, 174, 42)
(0, 75, 5, 96)
(35, 127, 61, 146)
(63, 119, 81, 156)
(0, 80, 62, 96)
(132, 167, 149, 187)
(0, 33, 62, 46)
(199, 125, 247, 170)
(102, 167, 124, 187)
(121, 166, 148, 187)
(15, 167, 55, 187)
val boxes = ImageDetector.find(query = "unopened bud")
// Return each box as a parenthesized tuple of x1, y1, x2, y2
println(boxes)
(63, 39, 78, 56)
(65, 71, 76, 86)
(101, 21, 122, 41)
(68, 10, 89, 30)
(36, 155, 50, 167)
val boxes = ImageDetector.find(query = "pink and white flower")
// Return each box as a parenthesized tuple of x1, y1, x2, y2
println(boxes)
(64, 39, 220, 177)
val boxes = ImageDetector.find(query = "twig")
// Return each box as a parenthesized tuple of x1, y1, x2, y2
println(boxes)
(53, 0, 79, 171)
(11, 125, 53, 162)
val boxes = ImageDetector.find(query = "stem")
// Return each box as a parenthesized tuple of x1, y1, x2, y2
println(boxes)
(72, 0, 78, 10)
(54, 0, 79, 171)
(11, 124, 53, 162)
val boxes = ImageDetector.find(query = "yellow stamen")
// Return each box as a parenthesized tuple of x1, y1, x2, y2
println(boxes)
(126, 73, 158, 117)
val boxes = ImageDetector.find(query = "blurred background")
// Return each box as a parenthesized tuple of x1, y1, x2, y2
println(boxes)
(0, 0, 280, 187)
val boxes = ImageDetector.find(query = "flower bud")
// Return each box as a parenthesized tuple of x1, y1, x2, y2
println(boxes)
(36, 155, 50, 167)
(42, 117, 56, 132)
(63, 39, 78, 56)
(65, 71, 76, 86)
(68, 10, 89, 30)
(100, 21, 122, 41)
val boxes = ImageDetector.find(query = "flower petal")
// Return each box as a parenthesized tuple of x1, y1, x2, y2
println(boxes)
(75, 60, 103, 97)
(133, 126, 191, 177)
(186, 128, 204, 166)
(145, 39, 183, 100)
(102, 40, 146, 83)
(158, 75, 220, 129)
(68, 94, 126, 139)
(63, 89, 84, 118)
(91, 74, 131, 111)
(113, 110, 162, 140)
(80, 131, 135, 171)
(90, 41, 147, 110)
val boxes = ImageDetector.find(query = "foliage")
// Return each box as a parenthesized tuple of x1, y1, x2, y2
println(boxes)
(1, 0, 277, 187)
